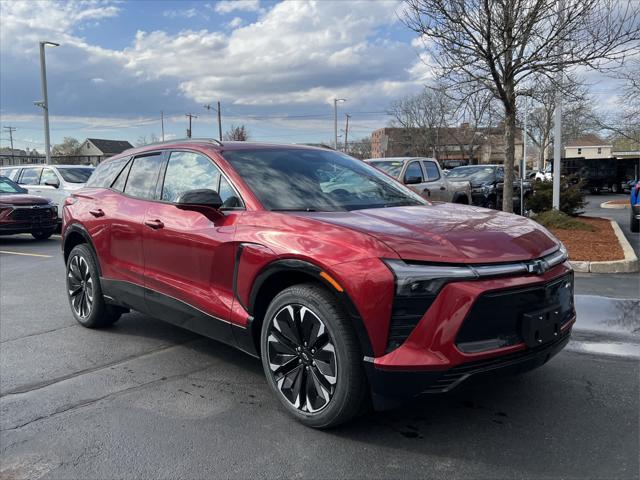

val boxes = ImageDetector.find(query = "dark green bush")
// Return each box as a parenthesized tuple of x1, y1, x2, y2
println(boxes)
(526, 175, 586, 216)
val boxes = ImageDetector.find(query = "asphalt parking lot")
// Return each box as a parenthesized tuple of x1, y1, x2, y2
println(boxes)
(1, 224, 638, 479)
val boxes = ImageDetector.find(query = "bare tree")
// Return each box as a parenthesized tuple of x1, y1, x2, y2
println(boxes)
(346, 137, 372, 159)
(522, 76, 598, 169)
(135, 133, 160, 147)
(404, 0, 640, 212)
(388, 85, 453, 156)
(223, 125, 249, 141)
(52, 137, 82, 155)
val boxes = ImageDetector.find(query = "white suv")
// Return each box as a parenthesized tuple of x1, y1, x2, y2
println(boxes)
(0, 165, 94, 221)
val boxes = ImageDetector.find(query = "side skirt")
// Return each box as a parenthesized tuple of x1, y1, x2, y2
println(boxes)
(101, 278, 252, 352)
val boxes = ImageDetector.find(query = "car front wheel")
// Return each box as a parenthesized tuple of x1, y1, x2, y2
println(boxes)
(260, 283, 368, 428)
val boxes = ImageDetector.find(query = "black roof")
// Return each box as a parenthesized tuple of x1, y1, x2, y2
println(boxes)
(87, 138, 134, 154)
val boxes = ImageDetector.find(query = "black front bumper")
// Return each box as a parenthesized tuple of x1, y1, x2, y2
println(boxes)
(366, 329, 572, 410)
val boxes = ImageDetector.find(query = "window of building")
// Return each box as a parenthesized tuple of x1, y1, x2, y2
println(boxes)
(598, 147, 602, 154)
(578, 148, 582, 155)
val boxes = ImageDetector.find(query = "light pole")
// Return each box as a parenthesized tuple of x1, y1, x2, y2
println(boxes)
(35, 41, 59, 165)
(333, 98, 346, 149)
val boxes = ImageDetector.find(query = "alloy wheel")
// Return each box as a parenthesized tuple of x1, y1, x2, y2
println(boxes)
(266, 304, 338, 413)
(67, 255, 94, 318)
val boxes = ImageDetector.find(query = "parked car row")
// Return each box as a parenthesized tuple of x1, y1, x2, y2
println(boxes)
(0, 176, 58, 240)
(0, 164, 94, 221)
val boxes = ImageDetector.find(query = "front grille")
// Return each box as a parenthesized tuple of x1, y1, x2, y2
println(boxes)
(9, 207, 55, 222)
(456, 273, 574, 353)
(386, 294, 435, 353)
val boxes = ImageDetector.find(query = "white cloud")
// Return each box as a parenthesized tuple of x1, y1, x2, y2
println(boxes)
(163, 8, 199, 19)
(212, 0, 260, 14)
(227, 16, 243, 28)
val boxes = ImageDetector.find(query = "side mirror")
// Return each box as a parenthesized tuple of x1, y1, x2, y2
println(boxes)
(176, 189, 223, 208)
(404, 175, 423, 185)
(45, 179, 60, 188)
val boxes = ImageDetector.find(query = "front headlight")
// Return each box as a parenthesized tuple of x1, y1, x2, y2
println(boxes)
(383, 259, 477, 296)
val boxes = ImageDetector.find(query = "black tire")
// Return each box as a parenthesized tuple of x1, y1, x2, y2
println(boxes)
(32, 229, 54, 240)
(260, 283, 368, 428)
(631, 209, 639, 233)
(66, 244, 121, 328)
(485, 196, 497, 210)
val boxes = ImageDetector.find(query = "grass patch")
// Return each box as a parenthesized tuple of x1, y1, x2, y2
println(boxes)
(533, 210, 596, 231)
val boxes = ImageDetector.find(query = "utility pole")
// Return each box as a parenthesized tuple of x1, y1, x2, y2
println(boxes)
(185, 113, 198, 139)
(3, 126, 16, 163)
(204, 102, 223, 141)
(333, 98, 346, 149)
(344, 114, 351, 152)
(160, 111, 165, 141)
(35, 41, 59, 165)
(552, 0, 564, 210)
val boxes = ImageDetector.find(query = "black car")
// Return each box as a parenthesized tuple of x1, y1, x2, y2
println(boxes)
(0, 176, 58, 240)
(447, 165, 532, 211)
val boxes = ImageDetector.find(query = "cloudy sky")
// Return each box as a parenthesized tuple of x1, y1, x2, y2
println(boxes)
(0, 0, 628, 152)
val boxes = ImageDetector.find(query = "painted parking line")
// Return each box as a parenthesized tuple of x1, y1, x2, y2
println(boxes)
(0, 250, 53, 258)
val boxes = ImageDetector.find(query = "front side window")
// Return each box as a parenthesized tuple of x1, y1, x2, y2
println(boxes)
(18, 168, 42, 185)
(403, 162, 424, 183)
(423, 161, 440, 181)
(222, 148, 426, 211)
(40, 169, 58, 185)
(123, 154, 163, 199)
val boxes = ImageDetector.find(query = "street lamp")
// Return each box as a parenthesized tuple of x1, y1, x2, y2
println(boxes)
(34, 41, 59, 165)
(333, 98, 346, 149)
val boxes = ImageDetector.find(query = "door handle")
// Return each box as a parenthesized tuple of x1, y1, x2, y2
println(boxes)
(89, 208, 105, 217)
(422, 188, 431, 197)
(144, 219, 164, 230)
(439, 186, 446, 190)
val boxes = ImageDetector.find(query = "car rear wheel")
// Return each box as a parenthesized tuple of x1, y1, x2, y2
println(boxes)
(66, 244, 121, 328)
(32, 229, 54, 240)
(260, 283, 368, 428)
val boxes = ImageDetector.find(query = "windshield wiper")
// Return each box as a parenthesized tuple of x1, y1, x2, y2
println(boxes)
(271, 208, 323, 212)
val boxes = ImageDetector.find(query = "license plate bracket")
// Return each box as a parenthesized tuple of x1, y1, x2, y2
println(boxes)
(521, 304, 562, 348)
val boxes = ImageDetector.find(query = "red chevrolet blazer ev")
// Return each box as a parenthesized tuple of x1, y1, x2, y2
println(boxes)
(62, 140, 575, 428)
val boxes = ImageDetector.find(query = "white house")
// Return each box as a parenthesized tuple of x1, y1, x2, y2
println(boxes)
(564, 134, 612, 159)
(81, 138, 134, 161)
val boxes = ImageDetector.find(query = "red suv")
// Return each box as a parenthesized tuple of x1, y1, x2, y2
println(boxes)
(62, 140, 575, 428)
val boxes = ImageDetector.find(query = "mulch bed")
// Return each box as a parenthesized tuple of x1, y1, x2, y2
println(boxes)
(548, 216, 625, 262)
(606, 199, 630, 205)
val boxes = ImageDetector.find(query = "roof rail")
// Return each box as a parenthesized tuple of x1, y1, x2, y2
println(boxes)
(124, 138, 224, 152)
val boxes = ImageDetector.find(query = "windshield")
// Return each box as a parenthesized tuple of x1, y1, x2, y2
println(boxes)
(0, 176, 26, 194)
(368, 160, 404, 178)
(447, 166, 496, 182)
(57, 167, 94, 183)
(223, 148, 426, 211)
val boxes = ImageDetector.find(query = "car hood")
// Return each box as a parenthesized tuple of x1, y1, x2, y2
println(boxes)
(0, 194, 51, 206)
(300, 204, 560, 264)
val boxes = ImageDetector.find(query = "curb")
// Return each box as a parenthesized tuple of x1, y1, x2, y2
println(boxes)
(600, 200, 629, 209)
(569, 220, 638, 273)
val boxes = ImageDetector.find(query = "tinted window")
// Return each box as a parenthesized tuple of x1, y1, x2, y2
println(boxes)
(424, 161, 440, 181)
(86, 157, 130, 188)
(123, 154, 163, 199)
(404, 162, 424, 183)
(222, 148, 425, 211)
(161, 152, 220, 202)
(19, 168, 42, 185)
(111, 160, 132, 192)
(57, 167, 93, 183)
(40, 168, 58, 185)
(0, 176, 27, 194)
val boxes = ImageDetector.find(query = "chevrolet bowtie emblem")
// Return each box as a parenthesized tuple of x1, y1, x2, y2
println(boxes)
(526, 259, 549, 275)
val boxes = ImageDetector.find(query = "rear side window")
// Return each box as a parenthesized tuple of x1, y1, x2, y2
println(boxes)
(86, 156, 130, 188)
(123, 154, 163, 199)
(1, 168, 20, 180)
(423, 161, 440, 181)
(18, 168, 42, 185)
